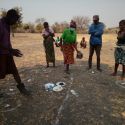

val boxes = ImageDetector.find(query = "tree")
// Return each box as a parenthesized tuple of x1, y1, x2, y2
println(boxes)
(35, 18, 46, 32)
(52, 21, 68, 33)
(35, 18, 46, 24)
(72, 16, 90, 33)
(23, 23, 35, 33)
(35, 23, 43, 33)
(0, 8, 6, 17)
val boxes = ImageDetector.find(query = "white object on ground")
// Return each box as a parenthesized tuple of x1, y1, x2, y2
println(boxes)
(92, 71, 95, 74)
(70, 90, 79, 97)
(9, 89, 14, 92)
(53, 85, 63, 92)
(27, 79, 31, 82)
(45, 83, 55, 91)
(5, 104, 10, 108)
(121, 82, 125, 85)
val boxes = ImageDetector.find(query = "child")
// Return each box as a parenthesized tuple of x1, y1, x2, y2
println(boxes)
(80, 37, 87, 48)
(55, 36, 60, 47)
(111, 20, 125, 78)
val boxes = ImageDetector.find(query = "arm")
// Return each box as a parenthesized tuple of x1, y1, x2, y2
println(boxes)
(60, 29, 66, 46)
(94, 24, 104, 36)
(88, 25, 96, 35)
(47, 28, 55, 37)
(72, 33, 79, 52)
(72, 43, 79, 52)
(42, 34, 49, 39)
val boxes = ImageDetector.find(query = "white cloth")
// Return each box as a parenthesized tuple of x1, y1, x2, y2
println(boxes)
(115, 45, 125, 50)
(42, 28, 54, 36)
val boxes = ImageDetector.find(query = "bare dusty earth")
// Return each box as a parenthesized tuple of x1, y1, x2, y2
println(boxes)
(0, 33, 125, 125)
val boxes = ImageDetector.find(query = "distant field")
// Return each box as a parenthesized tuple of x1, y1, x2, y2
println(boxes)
(11, 33, 117, 68)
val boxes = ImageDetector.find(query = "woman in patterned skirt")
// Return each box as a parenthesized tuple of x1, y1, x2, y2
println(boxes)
(42, 22, 55, 67)
(60, 20, 79, 74)
(111, 20, 125, 78)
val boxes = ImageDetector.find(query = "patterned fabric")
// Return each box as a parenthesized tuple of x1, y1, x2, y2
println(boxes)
(115, 47, 125, 65)
(62, 44, 75, 64)
(43, 36, 55, 63)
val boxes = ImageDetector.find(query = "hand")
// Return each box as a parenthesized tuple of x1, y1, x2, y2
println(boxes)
(11, 49, 23, 57)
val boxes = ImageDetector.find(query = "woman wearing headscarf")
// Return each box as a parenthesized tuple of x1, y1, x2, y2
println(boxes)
(42, 22, 55, 67)
(60, 20, 79, 74)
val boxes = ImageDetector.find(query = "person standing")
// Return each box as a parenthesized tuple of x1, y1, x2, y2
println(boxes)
(60, 20, 79, 74)
(0, 9, 30, 96)
(88, 15, 104, 71)
(42, 22, 55, 67)
(111, 20, 125, 78)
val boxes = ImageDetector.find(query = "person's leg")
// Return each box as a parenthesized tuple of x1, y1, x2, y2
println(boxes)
(46, 61, 49, 68)
(66, 64, 69, 71)
(111, 63, 119, 76)
(0, 55, 7, 79)
(65, 64, 70, 74)
(9, 56, 30, 95)
(88, 45, 94, 69)
(0, 55, 7, 98)
(95, 45, 102, 71)
(121, 65, 125, 78)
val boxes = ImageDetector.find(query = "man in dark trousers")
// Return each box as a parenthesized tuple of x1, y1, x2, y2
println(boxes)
(88, 15, 104, 71)
(0, 9, 30, 96)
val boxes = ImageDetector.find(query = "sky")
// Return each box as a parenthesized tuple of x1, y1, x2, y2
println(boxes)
(0, 0, 125, 27)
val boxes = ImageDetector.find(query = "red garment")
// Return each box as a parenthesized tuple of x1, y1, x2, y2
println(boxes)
(62, 44, 75, 64)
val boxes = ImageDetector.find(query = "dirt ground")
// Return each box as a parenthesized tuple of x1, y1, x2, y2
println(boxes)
(0, 33, 125, 125)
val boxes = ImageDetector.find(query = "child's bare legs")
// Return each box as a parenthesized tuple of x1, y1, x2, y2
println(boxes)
(111, 63, 119, 76)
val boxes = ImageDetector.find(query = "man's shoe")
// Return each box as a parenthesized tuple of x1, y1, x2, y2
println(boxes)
(17, 83, 31, 96)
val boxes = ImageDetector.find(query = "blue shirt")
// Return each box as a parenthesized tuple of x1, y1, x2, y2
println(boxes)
(89, 22, 104, 45)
